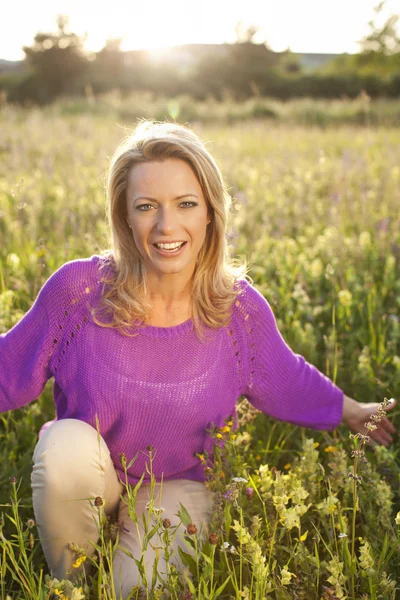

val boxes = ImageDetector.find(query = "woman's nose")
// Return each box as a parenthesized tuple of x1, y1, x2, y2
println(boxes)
(156, 207, 175, 235)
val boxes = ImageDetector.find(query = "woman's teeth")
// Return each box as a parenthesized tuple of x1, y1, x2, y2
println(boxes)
(155, 242, 185, 252)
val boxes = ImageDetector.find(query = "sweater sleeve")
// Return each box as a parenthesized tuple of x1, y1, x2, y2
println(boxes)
(0, 257, 99, 413)
(239, 282, 344, 430)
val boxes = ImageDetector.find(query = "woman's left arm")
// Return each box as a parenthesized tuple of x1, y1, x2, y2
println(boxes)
(342, 394, 396, 446)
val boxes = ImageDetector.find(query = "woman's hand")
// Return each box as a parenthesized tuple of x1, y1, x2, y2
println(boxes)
(342, 394, 397, 446)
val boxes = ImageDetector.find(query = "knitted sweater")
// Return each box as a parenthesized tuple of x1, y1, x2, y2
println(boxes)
(0, 255, 343, 484)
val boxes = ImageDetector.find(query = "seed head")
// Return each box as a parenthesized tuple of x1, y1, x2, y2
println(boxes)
(26, 519, 35, 528)
(94, 496, 104, 507)
(119, 452, 127, 466)
(10, 476, 17, 485)
(186, 523, 197, 535)
(163, 518, 171, 529)
(146, 444, 155, 452)
(209, 533, 218, 545)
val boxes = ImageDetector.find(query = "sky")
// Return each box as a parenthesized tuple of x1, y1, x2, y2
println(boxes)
(1, 0, 400, 60)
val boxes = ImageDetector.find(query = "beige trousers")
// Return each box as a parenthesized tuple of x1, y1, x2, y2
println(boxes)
(31, 419, 214, 598)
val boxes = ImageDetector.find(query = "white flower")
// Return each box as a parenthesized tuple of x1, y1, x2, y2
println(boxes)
(232, 477, 248, 484)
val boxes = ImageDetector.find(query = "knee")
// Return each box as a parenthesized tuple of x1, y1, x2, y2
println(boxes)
(31, 419, 110, 494)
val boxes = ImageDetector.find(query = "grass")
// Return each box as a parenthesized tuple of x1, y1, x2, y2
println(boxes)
(0, 103, 400, 598)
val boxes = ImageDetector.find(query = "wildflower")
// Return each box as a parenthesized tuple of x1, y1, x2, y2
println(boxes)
(280, 567, 296, 586)
(338, 290, 352, 308)
(324, 445, 338, 454)
(216, 433, 223, 439)
(364, 422, 377, 432)
(283, 462, 291, 470)
(110, 520, 130, 538)
(250, 515, 262, 537)
(26, 519, 35, 528)
(10, 476, 17, 485)
(186, 523, 197, 535)
(395, 512, 400, 526)
(209, 533, 218, 545)
(359, 539, 375, 575)
(163, 518, 171, 529)
(313, 442, 320, 448)
(72, 555, 87, 568)
(327, 556, 347, 598)
(245, 487, 254, 498)
(338, 533, 348, 539)
(232, 477, 248, 484)
(221, 541, 230, 550)
(221, 425, 231, 433)
(220, 542, 236, 554)
(153, 506, 165, 516)
(317, 494, 339, 516)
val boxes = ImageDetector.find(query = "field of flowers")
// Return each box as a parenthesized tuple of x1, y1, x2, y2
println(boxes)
(0, 101, 400, 599)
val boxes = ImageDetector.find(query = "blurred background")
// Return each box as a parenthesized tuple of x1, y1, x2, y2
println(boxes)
(0, 0, 399, 108)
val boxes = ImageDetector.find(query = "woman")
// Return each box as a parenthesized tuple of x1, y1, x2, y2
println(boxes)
(0, 121, 396, 597)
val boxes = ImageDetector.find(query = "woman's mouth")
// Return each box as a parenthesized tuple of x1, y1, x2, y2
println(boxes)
(152, 241, 187, 255)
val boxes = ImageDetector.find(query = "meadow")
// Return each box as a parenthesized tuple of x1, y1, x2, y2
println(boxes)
(0, 97, 400, 599)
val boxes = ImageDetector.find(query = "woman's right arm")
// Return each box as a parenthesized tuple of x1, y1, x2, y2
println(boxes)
(0, 275, 56, 412)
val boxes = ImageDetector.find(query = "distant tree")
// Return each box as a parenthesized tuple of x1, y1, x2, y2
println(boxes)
(23, 15, 90, 101)
(358, 1, 400, 55)
(321, 1, 400, 78)
(90, 38, 126, 92)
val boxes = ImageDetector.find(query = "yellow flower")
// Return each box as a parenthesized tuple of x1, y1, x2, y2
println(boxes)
(221, 426, 231, 433)
(395, 512, 400, 526)
(313, 442, 319, 448)
(72, 555, 87, 568)
(325, 445, 338, 454)
(283, 463, 291, 470)
(216, 433, 223, 439)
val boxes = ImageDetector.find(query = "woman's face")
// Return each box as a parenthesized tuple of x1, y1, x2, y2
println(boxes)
(126, 158, 209, 283)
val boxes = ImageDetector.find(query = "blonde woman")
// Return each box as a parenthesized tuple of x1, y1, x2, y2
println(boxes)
(0, 121, 396, 597)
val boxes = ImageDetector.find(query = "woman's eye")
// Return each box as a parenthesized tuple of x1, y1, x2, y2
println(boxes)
(180, 201, 197, 208)
(136, 204, 154, 211)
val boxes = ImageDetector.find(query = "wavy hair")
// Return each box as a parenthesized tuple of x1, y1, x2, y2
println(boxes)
(96, 120, 246, 334)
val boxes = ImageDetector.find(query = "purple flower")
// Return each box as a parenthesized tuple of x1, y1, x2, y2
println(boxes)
(245, 487, 254, 498)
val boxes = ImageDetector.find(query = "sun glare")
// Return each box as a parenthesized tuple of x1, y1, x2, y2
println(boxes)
(118, 11, 195, 53)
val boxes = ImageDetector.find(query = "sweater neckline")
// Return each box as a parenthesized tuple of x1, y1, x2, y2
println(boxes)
(139, 318, 194, 338)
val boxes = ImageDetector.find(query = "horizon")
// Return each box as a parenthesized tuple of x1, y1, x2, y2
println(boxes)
(1, 0, 399, 61)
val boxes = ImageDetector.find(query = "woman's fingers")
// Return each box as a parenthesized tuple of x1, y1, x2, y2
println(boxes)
(369, 430, 391, 447)
(381, 416, 396, 435)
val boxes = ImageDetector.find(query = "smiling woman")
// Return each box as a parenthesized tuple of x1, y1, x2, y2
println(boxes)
(126, 159, 210, 294)
(0, 119, 396, 599)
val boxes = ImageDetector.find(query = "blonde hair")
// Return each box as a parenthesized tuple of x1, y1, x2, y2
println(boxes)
(96, 120, 246, 334)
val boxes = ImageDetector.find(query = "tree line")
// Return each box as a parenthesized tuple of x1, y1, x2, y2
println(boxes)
(1, 5, 400, 105)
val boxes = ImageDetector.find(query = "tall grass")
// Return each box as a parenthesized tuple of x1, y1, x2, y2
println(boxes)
(0, 108, 399, 598)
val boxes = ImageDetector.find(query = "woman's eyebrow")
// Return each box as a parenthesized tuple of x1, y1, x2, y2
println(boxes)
(133, 194, 200, 202)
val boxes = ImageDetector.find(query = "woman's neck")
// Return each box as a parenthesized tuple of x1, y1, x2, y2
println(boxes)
(144, 275, 193, 327)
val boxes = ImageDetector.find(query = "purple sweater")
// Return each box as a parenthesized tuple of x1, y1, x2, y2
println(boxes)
(0, 255, 343, 484)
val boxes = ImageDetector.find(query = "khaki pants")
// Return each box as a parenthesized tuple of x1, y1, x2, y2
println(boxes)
(31, 419, 214, 598)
